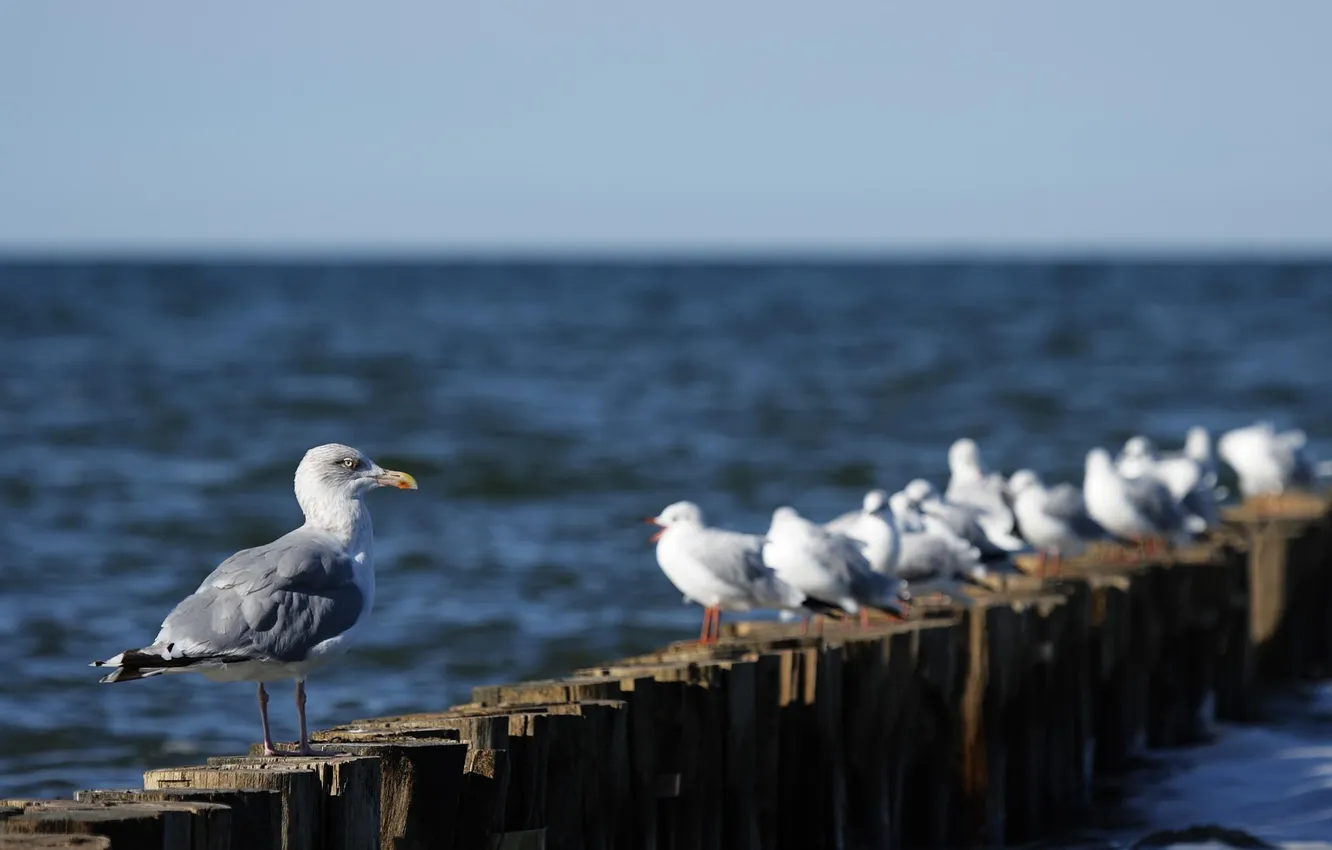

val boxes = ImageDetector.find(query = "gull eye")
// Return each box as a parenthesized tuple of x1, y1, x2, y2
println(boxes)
(341, 457, 359, 470)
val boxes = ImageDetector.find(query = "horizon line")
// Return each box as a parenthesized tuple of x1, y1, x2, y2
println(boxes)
(3, 243, 1332, 266)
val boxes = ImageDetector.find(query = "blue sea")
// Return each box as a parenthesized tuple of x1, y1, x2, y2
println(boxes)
(1, 260, 1330, 845)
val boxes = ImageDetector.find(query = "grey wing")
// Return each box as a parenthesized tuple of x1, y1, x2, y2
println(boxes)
(955, 477, 1008, 512)
(1123, 477, 1182, 531)
(157, 529, 364, 664)
(813, 527, 872, 583)
(921, 502, 966, 539)
(1046, 484, 1108, 539)
(685, 528, 770, 589)
(687, 528, 804, 609)
(896, 531, 980, 582)
(823, 510, 861, 535)
(832, 530, 872, 572)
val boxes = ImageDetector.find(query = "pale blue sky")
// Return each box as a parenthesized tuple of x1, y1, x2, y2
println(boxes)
(3, 2, 1331, 254)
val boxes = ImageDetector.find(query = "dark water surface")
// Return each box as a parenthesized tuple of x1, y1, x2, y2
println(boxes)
(1, 261, 1330, 836)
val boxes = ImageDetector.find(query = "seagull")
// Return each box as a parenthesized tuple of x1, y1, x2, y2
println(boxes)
(92, 443, 418, 756)
(1218, 422, 1319, 500)
(764, 506, 909, 629)
(1083, 447, 1185, 552)
(903, 478, 1025, 558)
(1151, 428, 1221, 532)
(1173, 426, 1224, 496)
(1115, 436, 1158, 480)
(823, 489, 901, 576)
(888, 491, 988, 602)
(1115, 433, 1217, 534)
(944, 438, 1021, 548)
(646, 501, 817, 643)
(1008, 469, 1112, 574)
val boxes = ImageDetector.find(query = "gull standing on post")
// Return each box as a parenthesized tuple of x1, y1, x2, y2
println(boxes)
(1151, 427, 1221, 532)
(944, 438, 1021, 549)
(889, 491, 988, 601)
(903, 478, 1024, 558)
(1008, 469, 1111, 574)
(1115, 436, 1158, 480)
(823, 489, 901, 576)
(646, 501, 816, 644)
(765, 506, 909, 629)
(92, 444, 418, 756)
(1218, 422, 1320, 500)
(1083, 447, 1184, 553)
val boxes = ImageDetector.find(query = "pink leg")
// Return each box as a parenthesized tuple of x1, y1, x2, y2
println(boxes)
(258, 683, 279, 756)
(295, 680, 316, 756)
(711, 608, 723, 643)
(859, 609, 870, 630)
(699, 607, 713, 643)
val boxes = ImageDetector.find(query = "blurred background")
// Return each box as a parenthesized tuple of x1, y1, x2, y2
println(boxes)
(3, 2, 1332, 843)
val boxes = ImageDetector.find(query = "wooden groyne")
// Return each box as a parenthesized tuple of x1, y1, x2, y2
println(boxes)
(4, 494, 1331, 850)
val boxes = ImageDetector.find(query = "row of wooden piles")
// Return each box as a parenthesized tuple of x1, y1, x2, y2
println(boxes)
(4, 494, 1331, 850)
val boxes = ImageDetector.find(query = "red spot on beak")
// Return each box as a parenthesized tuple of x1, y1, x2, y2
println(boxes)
(649, 528, 665, 542)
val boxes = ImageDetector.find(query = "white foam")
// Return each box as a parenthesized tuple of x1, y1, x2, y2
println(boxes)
(1122, 684, 1332, 846)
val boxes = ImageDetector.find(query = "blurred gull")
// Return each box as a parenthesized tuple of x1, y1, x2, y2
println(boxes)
(1115, 436, 1158, 480)
(1218, 422, 1320, 499)
(1008, 469, 1112, 573)
(647, 501, 816, 644)
(904, 478, 1024, 558)
(1083, 448, 1186, 550)
(764, 506, 909, 629)
(1153, 427, 1222, 532)
(823, 489, 901, 576)
(944, 438, 1021, 548)
(92, 443, 418, 756)
(888, 491, 988, 602)
(1115, 432, 1218, 534)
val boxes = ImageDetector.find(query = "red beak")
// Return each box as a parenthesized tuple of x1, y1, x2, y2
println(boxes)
(645, 516, 664, 543)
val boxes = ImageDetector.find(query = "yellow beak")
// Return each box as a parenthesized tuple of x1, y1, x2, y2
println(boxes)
(375, 469, 418, 490)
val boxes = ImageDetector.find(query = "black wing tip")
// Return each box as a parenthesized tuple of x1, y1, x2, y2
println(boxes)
(803, 597, 842, 615)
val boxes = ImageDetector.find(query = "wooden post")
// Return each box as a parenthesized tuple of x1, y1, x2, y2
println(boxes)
(30, 508, 1330, 850)
(201, 756, 379, 850)
(146, 755, 378, 850)
(76, 788, 278, 850)
(0, 800, 213, 849)
(0, 836, 112, 849)
(241, 740, 467, 850)
(457, 748, 509, 850)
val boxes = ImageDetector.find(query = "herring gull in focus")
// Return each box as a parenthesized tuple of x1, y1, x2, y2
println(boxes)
(92, 443, 418, 755)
